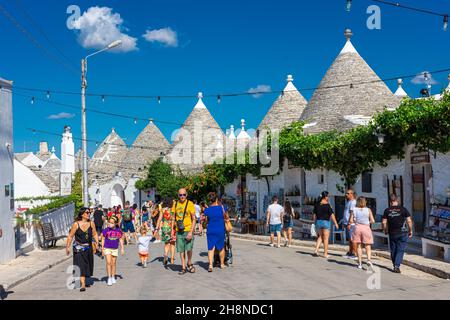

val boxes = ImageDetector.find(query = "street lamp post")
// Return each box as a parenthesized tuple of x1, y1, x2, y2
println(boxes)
(81, 40, 122, 207)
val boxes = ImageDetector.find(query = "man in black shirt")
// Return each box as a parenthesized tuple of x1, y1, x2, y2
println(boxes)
(382, 194, 413, 274)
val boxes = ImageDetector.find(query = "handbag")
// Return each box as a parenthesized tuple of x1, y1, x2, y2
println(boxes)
(310, 223, 317, 238)
(175, 201, 190, 232)
(222, 206, 233, 233)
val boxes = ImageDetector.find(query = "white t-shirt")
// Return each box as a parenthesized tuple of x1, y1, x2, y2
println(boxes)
(344, 199, 356, 225)
(138, 235, 151, 253)
(194, 204, 201, 219)
(268, 203, 284, 225)
(354, 207, 371, 225)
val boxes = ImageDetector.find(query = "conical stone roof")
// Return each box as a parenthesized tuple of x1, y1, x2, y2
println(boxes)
(89, 128, 128, 184)
(258, 75, 307, 132)
(124, 120, 171, 180)
(300, 29, 399, 134)
(166, 92, 226, 174)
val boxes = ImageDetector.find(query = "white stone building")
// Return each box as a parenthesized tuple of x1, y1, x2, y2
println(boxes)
(0, 77, 15, 264)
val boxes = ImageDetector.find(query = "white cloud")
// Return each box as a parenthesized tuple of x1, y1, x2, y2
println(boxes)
(248, 85, 272, 98)
(73, 6, 138, 52)
(47, 112, 75, 120)
(143, 27, 178, 47)
(411, 71, 439, 85)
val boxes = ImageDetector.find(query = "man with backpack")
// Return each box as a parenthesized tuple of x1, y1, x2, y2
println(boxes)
(382, 194, 413, 274)
(122, 201, 138, 245)
(172, 188, 197, 275)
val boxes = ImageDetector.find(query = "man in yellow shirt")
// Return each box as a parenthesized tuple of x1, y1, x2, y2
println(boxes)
(172, 188, 196, 274)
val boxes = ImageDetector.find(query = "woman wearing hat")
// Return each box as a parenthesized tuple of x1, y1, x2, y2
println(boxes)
(66, 207, 99, 292)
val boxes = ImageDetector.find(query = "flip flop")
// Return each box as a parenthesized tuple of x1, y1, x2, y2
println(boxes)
(208, 266, 213, 273)
(187, 264, 196, 273)
(178, 269, 187, 275)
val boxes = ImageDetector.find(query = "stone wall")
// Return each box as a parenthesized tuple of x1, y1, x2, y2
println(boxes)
(0, 79, 15, 264)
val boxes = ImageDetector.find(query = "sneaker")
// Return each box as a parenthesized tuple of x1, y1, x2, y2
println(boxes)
(287, 244, 291, 248)
(269, 243, 274, 247)
(107, 278, 113, 286)
(154, 240, 161, 244)
(276, 244, 280, 248)
(393, 267, 401, 274)
(357, 264, 363, 270)
(143, 261, 148, 268)
(349, 255, 358, 260)
(111, 277, 117, 284)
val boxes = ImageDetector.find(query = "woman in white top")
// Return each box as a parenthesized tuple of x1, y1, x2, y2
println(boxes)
(349, 196, 375, 270)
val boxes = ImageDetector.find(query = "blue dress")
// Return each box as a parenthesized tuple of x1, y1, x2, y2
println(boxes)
(205, 205, 226, 251)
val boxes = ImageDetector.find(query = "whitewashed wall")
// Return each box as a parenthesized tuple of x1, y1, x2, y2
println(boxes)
(89, 176, 128, 208)
(0, 79, 15, 264)
(431, 152, 450, 202)
(14, 159, 50, 199)
(304, 156, 412, 217)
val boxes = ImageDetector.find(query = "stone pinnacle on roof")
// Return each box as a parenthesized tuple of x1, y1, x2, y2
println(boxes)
(194, 92, 207, 109)
(237, 119, 251, 141)
(300, 29, 400, 134)
(394, 79, 408, 98)
(257, 74, 308, 132)
(228, 125, 236, 140)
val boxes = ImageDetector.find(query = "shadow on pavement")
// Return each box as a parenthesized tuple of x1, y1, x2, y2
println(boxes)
(0, 285, 14, 300)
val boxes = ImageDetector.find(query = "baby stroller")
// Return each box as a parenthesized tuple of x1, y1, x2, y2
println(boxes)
(214, 233, 233, 266)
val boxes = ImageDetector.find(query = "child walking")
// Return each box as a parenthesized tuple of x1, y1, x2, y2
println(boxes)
(101, 216, 125, 286)
(138, 226, 152, 268)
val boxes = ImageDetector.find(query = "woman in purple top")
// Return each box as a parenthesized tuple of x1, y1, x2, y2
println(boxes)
(101, 216, 125, 286)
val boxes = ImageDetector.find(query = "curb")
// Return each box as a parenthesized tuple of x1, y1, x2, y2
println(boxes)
(230, 233, 450, 280)
(2, 254, 72, 291)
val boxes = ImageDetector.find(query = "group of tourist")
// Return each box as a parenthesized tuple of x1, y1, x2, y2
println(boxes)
(266, 189, 413, 273)
(66, 184, 413, 292)
(66, 188, 232, 292)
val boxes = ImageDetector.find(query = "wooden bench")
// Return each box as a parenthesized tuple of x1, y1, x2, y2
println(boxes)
(40, 222, 67, 250)
(422, 238, 450, 262)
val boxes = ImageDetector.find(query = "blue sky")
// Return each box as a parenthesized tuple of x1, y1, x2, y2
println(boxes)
(1, 0, 449, 156)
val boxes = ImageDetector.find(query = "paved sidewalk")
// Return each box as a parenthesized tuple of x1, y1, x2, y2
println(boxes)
(0, 240, 70, 294)
(231, 233, 450, 279)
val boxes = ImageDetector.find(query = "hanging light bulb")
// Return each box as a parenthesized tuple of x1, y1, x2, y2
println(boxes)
(217, 95, 221, 104)
(31, 97, 35, 104)
(95, 142, 99, 147)
(32, 129, 36, 135)
(134, 118, 138, 124)
(157, 96, 161, 104)
(46, 90, 50, 99)
(346, 0, 352, 12)
(444, 15, 449, 32)
(101, 95, 105, 103)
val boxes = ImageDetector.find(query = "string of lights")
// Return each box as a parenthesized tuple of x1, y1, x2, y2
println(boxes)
(14, 92, 234, 131)
(12, 68, 450, 107)
(346, 0, 448, 31)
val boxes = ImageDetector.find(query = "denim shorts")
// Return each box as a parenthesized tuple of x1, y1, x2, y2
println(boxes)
(316, 220, 331, 231)
(269, 224, 282, 234)
(283, 220, 294, 229)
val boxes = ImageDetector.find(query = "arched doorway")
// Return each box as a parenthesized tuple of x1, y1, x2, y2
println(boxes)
(111, 184, 125, 207)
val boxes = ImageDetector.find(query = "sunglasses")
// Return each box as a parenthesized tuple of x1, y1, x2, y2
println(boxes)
(179, 194, 187, 197)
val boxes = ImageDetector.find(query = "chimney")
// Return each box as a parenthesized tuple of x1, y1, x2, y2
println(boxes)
(39, 141, 49, 154)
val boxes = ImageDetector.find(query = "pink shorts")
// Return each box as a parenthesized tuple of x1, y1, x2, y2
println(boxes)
(352, 224, 373, 245)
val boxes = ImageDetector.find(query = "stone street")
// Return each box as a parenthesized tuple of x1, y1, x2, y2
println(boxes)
(5, 236, 450, 300)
